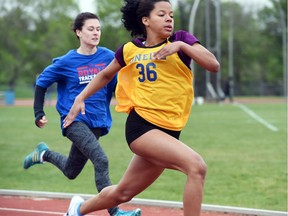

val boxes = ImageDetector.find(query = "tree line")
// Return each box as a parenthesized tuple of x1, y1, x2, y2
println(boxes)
(0, 0, 286, 97)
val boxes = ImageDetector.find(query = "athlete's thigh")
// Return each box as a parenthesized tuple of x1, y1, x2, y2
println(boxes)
(65, 122, 89, 167)
(116, 155, 164, 196)
(66, 122, 103, 161)
(130, 129, 202, 174)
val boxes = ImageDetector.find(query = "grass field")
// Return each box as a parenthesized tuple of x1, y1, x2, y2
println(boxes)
(0, 100, 286, 211)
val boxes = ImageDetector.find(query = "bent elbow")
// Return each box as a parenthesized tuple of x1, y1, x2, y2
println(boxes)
(209, 61, 220, 73)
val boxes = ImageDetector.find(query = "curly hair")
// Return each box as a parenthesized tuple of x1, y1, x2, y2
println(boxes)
(121, 0, 170, 38)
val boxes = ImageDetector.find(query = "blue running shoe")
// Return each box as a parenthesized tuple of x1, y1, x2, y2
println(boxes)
(23, 142, 48, 169)
(114, 208, 141, 216)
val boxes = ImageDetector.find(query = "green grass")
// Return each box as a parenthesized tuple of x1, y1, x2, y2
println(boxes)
(0, 83, 57, 99)
(0, 102, 286, 211)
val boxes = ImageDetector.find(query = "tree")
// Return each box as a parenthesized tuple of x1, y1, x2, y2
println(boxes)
(95, 0, 130, 51)
(258, 0, 287, 95)
(0, 3, 32, 89)
(0, 0, 79, 89)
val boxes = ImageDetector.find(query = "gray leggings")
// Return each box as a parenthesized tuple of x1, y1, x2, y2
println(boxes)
(43, 121, 118, 215)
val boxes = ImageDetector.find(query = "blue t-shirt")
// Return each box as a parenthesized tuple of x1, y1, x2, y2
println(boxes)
(36, 47, 117, 136)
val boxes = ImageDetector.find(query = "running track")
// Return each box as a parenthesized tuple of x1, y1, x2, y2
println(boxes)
(1, 192, 286, 216)
(0, 195, 240, 216)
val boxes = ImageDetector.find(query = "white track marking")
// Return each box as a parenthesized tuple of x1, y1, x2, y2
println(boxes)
(0, 207, 63, 215)
(0, 207, 95, 215)
(234, 102, 279, 132)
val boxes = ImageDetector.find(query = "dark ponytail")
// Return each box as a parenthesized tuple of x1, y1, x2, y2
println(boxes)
(121, 0, 143, 37)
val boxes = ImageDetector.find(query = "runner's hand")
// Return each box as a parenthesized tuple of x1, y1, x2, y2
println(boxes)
(153, 42, 181, 60)
(36, 116, 48, 128)
(63, 97, 85, 128)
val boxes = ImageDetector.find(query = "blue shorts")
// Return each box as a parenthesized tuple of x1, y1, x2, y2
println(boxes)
(125, 109, 181, 145)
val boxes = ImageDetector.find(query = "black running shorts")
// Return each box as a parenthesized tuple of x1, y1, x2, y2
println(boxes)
(125, 109, 181, 145)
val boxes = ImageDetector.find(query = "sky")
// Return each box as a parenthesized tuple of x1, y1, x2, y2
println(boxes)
(77, 0, 178, 12)
(78, 0, 272, 13)
(78, 0, 96, 13)
(231, 0, 272, 10)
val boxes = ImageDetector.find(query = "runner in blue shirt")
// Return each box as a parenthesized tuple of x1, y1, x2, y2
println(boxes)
(23, 12, 141, 216)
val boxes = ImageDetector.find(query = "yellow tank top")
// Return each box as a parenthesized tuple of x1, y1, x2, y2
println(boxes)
(115, 40, 194, 131)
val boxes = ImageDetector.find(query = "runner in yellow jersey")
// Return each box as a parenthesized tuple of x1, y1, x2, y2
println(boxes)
(63, 1, 220, 216)
(116, 33, 195, 131)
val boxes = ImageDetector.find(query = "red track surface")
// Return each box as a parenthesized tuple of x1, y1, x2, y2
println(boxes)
(0, 196, 242, 216)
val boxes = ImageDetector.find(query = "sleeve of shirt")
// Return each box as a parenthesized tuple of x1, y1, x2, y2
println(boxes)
(170, 30, 200, 69)
(174, 30, 200, 45)
(33, 85, 46, 127)
(115, 44, 126, 67)
(172, 30, 200, 45)
(36, 58, 63, 88)
(33, 57, 63, 127)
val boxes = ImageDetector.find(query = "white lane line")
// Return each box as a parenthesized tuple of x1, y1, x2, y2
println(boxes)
(0, 207, 62, 215)
(0, 207, 96, 215)
(234, 102, 279, 132)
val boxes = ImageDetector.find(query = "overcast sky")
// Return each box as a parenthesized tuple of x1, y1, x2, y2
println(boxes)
(78, 0, 272, 13)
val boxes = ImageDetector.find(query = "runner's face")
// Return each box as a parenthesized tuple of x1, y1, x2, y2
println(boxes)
(144, 1, 174, 38)
(77, 18, 101, 47)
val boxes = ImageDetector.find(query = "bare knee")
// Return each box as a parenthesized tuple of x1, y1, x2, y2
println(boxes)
(113, 189, 134, 203)
(188, 154, 207, 180)
(99, 186, 134, 205)
(112, 185, 136, 204)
